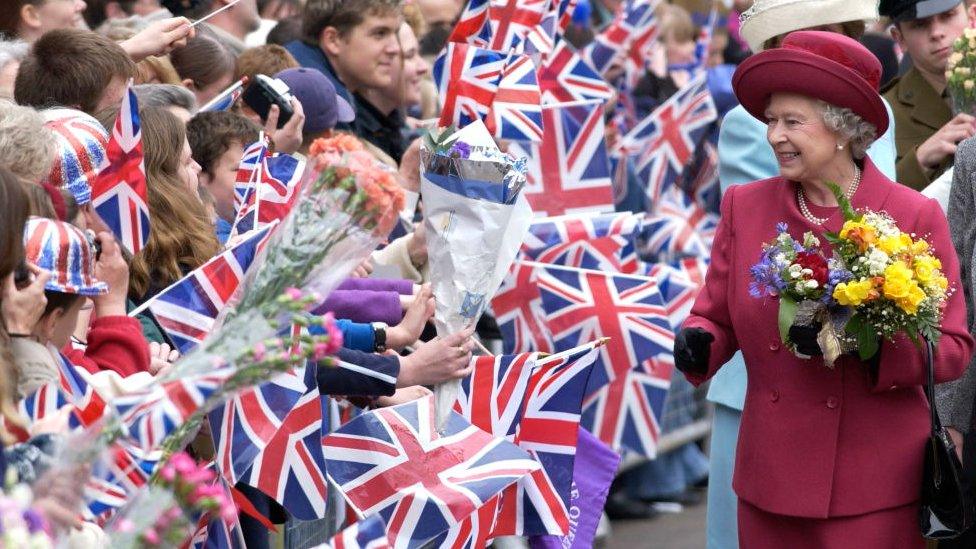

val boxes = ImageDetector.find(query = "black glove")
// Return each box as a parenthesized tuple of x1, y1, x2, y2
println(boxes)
(674, 328, 714, 376)
(788, 323, 822, 357)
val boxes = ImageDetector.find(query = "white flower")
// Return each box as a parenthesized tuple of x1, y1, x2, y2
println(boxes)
(865, 248, 890, 276)
(805, 279, 819, 289)
(795, 282, 806, 293)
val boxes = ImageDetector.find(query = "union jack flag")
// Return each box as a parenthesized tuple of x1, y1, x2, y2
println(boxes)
(134, 224, 272, 354)
(616, 73, 717, 208)
(454, 353, 538, 439)
(491, 342, 598, 537)
(486, 53, 543, 142)
(188, 468, 243, 549)
(86, 444, 161, 518)
(674, 128, 721, 214)
(234, 136, 270, 212)
(483, 0, 549, 51)
(537, 41, 613, 104)
(449, 0, 491, 44)
(54, 352, 107, 426)
(18, 382, 82, 430)
(533, 263, 674, 455)
(639, 186, 716, 263)
(643, 260, 701, 329)
(318, 514, 391, 549)
(433, 500, 499, 549)
(516, 101, 615, 217)
(200, 77, 247, 112)
(210, 347, 327, 520)
(581, 0, 660, 76)
(231, 152, 305, 236)
(114, 367, 234, 451)
(92, 82, 149, 255)
(322, 394, 540, 548)
(491, 262, 553, 354)
(522, 211, 644, 274)
(434, 42, 507, 129)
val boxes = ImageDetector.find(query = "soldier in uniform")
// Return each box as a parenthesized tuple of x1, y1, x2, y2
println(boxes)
(880, 0, 976, 190)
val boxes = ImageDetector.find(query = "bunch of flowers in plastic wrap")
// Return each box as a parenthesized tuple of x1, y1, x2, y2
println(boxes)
(946, 27, 976, 114)
(107, 452, 236, 548)
(150, 133, 402, 450)
(0, 479, 52, 548)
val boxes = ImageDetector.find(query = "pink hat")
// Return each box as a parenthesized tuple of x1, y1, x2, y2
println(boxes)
(42, 108, 109, 206)
(732, 30, 889, 136)
(23, 216, 107, 296)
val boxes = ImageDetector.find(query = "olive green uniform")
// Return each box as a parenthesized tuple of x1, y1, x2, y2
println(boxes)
(882, 66, 953, 190)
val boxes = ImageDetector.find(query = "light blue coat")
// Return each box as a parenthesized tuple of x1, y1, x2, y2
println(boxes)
(707, 102, 898, 410)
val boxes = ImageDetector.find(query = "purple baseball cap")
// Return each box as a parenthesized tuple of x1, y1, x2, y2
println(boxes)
(275, 67, 355, 134)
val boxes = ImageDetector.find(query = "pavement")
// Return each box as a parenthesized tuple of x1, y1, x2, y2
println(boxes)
(603, 500, 708, 549)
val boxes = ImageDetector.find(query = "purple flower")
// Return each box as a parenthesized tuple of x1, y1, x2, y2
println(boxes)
(776, 222, 788, 234)
(450, 142, 471, 159)
(22, 508, 46, 533)
(749, 248, 782, 298)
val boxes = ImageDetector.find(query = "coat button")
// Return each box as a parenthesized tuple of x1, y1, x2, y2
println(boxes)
(771, 390, 779, 402)
(826, 397, 839, 409)
(769, 341, 780, 352)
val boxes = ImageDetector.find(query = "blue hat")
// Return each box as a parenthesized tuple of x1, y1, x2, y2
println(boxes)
(275, 68, 355, 134)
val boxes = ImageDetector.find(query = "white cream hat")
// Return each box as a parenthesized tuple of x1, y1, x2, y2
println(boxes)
(739, 0, 879, 52)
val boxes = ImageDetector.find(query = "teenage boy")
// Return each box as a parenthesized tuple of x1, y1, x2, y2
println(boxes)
(186, 111, 261, 243)
(285, 0, 401, 133)
(881, 0, 976, 188)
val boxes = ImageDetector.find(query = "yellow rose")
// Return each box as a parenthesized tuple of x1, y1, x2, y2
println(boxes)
(935, 275, 949, 291)
(898, 283, 927, 315)
(911, 240, 930, 255)
(882, 261, 914, 300)
(833, 279, 873, 307)
(878, 233, 912, 255)
(914, 255, 942, 283)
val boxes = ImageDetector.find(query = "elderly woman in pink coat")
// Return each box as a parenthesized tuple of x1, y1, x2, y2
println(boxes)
(673, 31, 974, 548)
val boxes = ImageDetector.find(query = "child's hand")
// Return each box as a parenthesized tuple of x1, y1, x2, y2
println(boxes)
(92, 233, 129, 317)
(149, 341, 180, 376)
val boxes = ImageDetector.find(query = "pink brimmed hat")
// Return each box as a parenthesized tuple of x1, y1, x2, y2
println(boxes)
(732, 30, 889, 137)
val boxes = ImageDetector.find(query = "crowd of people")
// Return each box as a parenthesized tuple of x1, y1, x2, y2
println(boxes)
(2, 0, 976, 547)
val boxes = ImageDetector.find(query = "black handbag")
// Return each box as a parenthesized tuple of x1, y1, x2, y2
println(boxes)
(920, 339, 975, 539)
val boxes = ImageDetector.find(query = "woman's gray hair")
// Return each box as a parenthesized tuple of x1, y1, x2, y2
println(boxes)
(0, 39, 28, 71)
(132, 84, 198, 113)
(818, 101, 877, 160)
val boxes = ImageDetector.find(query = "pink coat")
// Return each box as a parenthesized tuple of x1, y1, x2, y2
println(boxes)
(684, 157, 974, 518)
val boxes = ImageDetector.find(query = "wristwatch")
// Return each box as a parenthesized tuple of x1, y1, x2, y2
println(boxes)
(371, 322, 388, 353)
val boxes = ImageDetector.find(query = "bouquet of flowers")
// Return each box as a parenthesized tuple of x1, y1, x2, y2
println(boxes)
(106, 452, 236, 548)
(420, 120, 533, 425)
(750, 184, 950, 365)
(947, 27, 976, 115)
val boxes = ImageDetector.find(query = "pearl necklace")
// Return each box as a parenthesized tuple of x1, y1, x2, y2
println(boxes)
(795, 165, 861, 225)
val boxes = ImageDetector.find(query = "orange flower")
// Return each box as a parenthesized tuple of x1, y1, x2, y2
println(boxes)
(308, 134, 363, 157)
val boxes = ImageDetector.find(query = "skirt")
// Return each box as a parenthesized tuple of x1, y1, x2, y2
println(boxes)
(737, 499, 925, 549)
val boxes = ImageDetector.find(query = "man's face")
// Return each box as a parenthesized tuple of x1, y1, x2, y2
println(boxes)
(416, 0, 460, 28)
(93, 75, 128, 114)
(892, 3, 972, 77)
(322, 13, 402, 93)
(202, 141, 244, 223)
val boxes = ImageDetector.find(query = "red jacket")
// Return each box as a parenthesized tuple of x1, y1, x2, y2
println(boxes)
(684, 158, 973, 518)
(62, 316, 150, 377)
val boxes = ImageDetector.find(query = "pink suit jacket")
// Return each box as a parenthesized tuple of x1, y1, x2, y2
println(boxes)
(684, 157, 974, 518)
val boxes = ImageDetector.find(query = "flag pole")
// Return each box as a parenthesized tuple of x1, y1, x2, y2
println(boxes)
(190, 0, 243, 27)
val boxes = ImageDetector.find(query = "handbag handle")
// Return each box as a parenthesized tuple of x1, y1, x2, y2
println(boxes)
(923, 338, 943, 435)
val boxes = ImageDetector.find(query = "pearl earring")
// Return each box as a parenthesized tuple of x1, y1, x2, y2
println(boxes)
(837, 144, 844, 150)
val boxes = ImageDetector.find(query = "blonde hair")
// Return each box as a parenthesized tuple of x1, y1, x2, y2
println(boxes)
(129, 107, 220, 298)
(659, 4, 696, 43)
(0, 100, 55, 184)
(136, 55, 182, 85)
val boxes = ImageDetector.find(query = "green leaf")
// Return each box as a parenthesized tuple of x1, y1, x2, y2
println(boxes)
(857, 322, 879, 360)
(778, 296, 798, 344)
(825, 181, 858, 221)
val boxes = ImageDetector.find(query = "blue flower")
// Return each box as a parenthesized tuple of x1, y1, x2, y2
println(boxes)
(776, 222, 788, 234)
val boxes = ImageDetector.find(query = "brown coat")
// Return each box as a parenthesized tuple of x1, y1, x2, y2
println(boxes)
(882, 66, 953, 190)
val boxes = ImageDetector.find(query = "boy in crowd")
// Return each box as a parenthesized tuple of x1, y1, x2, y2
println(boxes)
(881, 0, 976, 188)
(285, 0, 401, 139)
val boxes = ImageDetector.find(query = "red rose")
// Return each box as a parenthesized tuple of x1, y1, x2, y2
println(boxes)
(794, 251, 829, 286)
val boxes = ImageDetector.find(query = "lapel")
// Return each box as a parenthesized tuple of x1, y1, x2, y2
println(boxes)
(898, 67, 951, 132)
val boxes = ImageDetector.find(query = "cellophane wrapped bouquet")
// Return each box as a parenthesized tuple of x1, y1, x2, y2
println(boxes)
(150, 134, 403, 451)
(105, 452, 236, 548)
(0, 473, 53, 548)
(750, 185, 950, 365)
